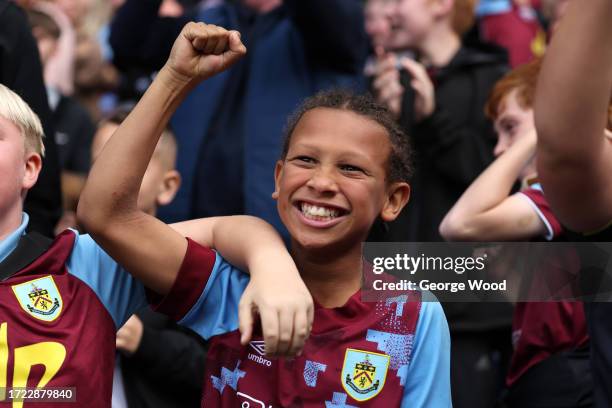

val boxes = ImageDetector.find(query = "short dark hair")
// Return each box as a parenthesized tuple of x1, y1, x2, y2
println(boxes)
(281, 89, 413, 183)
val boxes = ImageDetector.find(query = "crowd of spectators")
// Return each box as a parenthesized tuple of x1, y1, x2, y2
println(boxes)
(1, 0, 609, 407)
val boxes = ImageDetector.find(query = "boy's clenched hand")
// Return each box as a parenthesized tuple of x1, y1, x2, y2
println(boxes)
(163, 22, 247, 87)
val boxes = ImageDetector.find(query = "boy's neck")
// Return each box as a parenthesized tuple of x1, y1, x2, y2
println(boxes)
(291, 244, 363, 308)
(521, 162, 539, 188)
(418, 25, 461, 67)
(0, 204, 24, 242)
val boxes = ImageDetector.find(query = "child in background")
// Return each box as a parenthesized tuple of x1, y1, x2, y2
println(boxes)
(372, 2, 509, 407)
(0, 83, 310, 407)
(79, 22, 451, 407)
(440, 59, 591, 407)
(372, 0, 507, 241)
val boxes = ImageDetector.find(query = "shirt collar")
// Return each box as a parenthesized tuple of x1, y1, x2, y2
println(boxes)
(0, 213, 29, 263)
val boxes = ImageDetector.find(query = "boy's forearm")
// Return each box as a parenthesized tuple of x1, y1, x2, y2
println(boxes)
(535, 0, 612, 164)
(441, 136, 535, 235)
(76, 67, 193, 295)
(175, 216, 291, 275)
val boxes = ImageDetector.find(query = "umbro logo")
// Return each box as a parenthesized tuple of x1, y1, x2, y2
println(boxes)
(249, 341, 266, 356)
(247, 341, 272, 367)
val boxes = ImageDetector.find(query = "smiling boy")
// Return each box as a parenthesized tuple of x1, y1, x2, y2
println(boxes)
(79, 22, 451, 407)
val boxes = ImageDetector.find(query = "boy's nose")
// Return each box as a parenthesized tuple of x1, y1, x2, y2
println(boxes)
(493, 139, 506, 157)
(306, 168, 339, 193)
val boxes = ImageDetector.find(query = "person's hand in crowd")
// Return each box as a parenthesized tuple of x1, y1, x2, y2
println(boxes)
(162, 22, 247, 89)
(401, 58, 436, 122)
(116, 315, 145, 355)
(238, 251, 314, 358)
(372, 47, 404, 118)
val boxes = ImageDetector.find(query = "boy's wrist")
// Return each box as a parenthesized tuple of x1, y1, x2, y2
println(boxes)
(157, 65, 195, 95)
(248, 248, 300, 280)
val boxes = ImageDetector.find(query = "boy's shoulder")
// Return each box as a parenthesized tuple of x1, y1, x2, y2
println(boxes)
(4, 230, 76, 280)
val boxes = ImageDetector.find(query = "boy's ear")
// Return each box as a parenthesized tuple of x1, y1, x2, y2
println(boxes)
(156, 169, 182, 207)
(272, 160, 284, 200)
(380, 181, 411, 222)
(22, 152, 42, 191)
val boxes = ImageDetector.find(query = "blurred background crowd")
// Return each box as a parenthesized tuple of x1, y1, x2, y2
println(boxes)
(0, 0, 600, 407)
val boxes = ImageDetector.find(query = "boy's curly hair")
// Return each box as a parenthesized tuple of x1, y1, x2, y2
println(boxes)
(281, 89, 413, 183)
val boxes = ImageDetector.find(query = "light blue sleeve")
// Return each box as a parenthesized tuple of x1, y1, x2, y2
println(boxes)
(476, 0, 512, 16)
(402, 301, 452, 408)
(67, 232, 148, 329)
(177, 253, 250, 340)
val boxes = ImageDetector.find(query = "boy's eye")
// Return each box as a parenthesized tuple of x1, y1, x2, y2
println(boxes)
(501, 121, 517, 135)
(339, 164, 365, 174)
(290, 155, 316, 165)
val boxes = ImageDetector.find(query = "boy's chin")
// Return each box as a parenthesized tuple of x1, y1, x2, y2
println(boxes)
(291, 231, 360, 256)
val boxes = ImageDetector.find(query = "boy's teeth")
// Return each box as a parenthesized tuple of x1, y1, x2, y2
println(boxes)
(300, 203, 339, 219)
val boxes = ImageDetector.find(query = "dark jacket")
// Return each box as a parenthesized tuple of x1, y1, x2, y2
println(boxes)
(119, 310, 207, 408)
(111, 0, 367, 234)
(0, 1, 62, 237)
(371, 44, 508, 243)
(52, 93, 95, 175)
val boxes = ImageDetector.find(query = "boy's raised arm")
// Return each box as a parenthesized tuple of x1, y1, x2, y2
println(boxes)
(440, 130, 545, 241)
(534, 0, 612, 231)
(78, 23, 246, 294)
(79, 23, 313, 355)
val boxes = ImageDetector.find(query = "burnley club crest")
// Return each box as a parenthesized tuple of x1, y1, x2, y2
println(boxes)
(341, 348, 390, 402)
(12, 276, 63, 322)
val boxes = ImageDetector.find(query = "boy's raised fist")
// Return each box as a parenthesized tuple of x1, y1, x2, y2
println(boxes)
(165, 22, 247, 86)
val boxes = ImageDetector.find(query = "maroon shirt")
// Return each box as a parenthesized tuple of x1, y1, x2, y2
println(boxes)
(507, 187, 589, 386)
(153, 239, 452, 407)
(1, 228, 147, 407)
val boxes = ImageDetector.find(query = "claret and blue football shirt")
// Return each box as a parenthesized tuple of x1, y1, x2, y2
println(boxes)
(0, 214, 147, 407)
(1, 214, 451, 407)
(153, 239, 452, 407)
